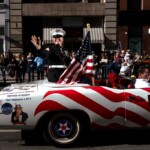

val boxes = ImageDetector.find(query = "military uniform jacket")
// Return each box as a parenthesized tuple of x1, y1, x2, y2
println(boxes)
(37, 44, 70, 67)
(36, 44, 71, 82)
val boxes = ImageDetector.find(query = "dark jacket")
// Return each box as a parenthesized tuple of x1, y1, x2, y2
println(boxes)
(37, 44, 70, 66)
(37, 44, 71, 82)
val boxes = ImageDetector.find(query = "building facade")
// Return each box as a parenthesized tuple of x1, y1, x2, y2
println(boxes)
(118, 0, 150, 56)
(9, 0, 117, 56)
(0, 0, 9, 54)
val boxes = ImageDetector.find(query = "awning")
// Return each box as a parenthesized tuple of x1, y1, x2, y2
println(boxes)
(43, 27, 104, 44)
(43, 28, 62, 44)
(83, 27, 104, 43)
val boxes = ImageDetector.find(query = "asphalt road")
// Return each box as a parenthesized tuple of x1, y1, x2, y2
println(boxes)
(0, 129, 150, 150)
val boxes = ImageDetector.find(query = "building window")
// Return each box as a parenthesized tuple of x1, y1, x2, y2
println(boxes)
(128, 26, 142, 37)
(0, 39, 3, 54)
(66, 0, 82, 2)
(0, 27, 4, 35)
(128, 26, 142, 55)
(117, 0, 120, 10)
(88, 0, 100, 3)
(64, 27, 83, 51)
(127, 0, 141, 11)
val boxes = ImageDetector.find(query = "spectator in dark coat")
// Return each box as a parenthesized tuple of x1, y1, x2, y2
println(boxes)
(5, 49, 13, 65)
(0, 54, 7, 83)
(108, 52, 122, 74)
(7, 57, 17, 79)
(26, 52, 35, 82)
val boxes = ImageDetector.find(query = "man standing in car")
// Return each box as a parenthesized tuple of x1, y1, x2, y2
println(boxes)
(31, 28, 71, 82)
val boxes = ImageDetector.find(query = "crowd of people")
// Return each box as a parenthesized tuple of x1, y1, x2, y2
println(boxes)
(93, 49, 150, 88)
(0, 47, 149, 88)
(0, 28, 150, 88)
(0, 50, 46, 83)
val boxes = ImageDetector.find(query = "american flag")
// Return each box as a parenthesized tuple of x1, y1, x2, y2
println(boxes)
(57, 31, 94, 85)
(35, 87, 150, 128)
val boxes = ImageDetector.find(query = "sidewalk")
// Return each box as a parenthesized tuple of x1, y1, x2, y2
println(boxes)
(0, 72, 39, 86)
(0, 74, 16, 86)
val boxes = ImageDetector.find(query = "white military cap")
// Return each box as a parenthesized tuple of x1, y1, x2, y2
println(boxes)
(51, 28, 66, 38)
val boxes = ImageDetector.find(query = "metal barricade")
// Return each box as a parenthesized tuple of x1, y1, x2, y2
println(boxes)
(95, 64, 109, 80)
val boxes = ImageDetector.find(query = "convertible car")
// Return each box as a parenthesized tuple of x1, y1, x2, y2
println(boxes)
(0, 79, 150, 147)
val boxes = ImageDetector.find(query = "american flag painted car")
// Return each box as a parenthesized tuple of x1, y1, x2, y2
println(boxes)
(0, 79, 150, 146)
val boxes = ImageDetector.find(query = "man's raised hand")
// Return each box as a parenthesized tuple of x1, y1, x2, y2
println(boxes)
(31, 35, 41, 50)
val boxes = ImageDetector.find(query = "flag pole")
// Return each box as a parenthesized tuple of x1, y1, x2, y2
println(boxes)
(86, 23, 95, 86)
(87, 23, 90, 31)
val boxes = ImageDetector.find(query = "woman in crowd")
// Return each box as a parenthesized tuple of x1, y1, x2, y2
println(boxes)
(0, 54, 7, 83)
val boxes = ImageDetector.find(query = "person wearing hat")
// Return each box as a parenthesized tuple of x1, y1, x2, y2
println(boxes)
(31, 28, 71, 82)
(11, 104, 28, 125)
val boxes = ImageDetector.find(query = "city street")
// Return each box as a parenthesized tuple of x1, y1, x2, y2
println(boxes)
(0, 129, 150, 150)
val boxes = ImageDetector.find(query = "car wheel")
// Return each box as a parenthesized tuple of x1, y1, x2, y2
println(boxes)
(44, 113, 81, 146)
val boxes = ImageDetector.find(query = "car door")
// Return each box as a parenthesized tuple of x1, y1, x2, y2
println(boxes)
(86, 86, 126, 128)
(124, 88, 150, 128)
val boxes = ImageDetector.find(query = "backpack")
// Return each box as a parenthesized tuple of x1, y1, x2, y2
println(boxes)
(8, 68, 15, 78)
